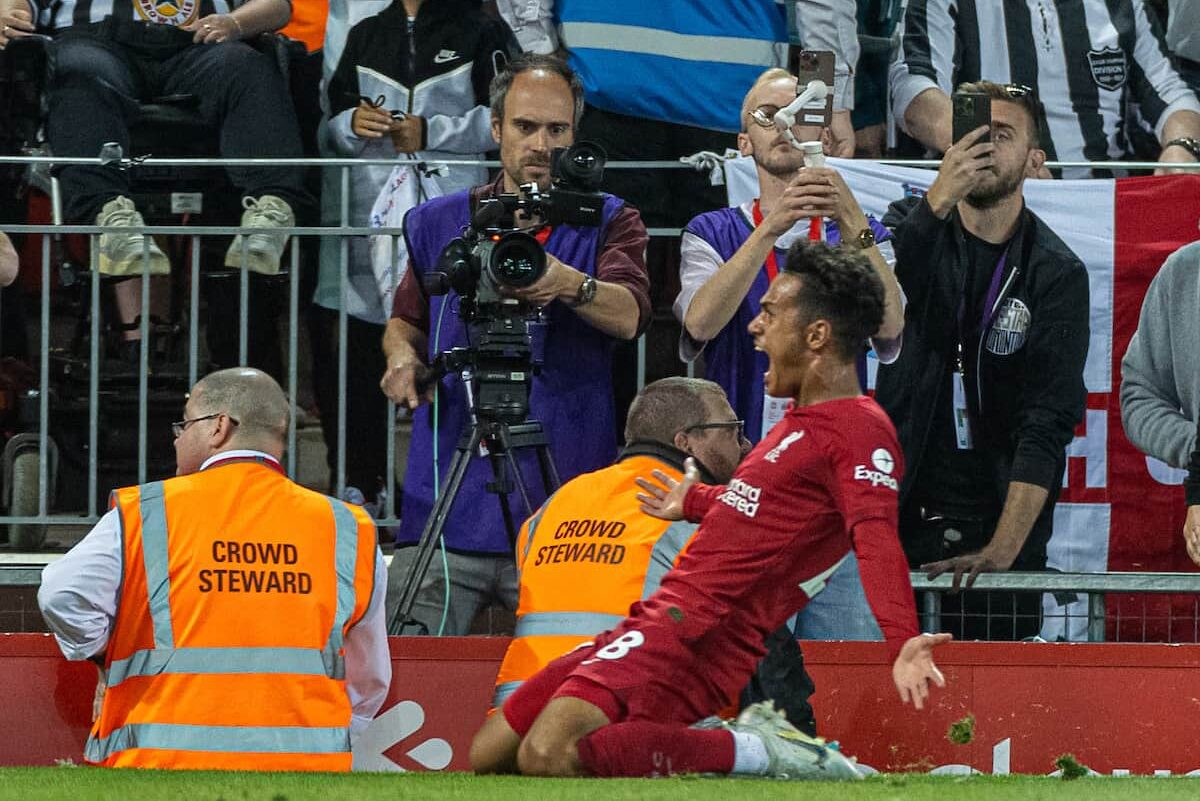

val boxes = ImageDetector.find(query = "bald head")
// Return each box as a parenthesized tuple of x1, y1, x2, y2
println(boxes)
(624, 377, 727, 446)
(741, 67, 795, 132)
(191, 368, 289, 450)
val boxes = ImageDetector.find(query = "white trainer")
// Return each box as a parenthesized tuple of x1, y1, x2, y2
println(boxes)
(95, 197, 170, 276)
(729, 701, 863, 781)
(224, 194, 294, 275)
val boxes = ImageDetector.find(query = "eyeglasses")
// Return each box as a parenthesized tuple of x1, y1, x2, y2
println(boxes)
(684, 420, 746, 439)
(749, 104, 782, 129)
(171, 412, 239, 438)
(1002, 84, 1034, 98)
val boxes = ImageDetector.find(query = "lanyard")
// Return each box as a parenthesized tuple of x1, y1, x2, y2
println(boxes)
(955, 250, 1009, 370)
(751, 200, 824, 282)
(751, 200, 781, 281)
(957, 251, 1009, 339)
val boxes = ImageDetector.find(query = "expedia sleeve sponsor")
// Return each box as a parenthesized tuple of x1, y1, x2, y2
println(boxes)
(198, 540, 313, 594)
(533, 519, 628, 566)
(853, 447, 900, 491)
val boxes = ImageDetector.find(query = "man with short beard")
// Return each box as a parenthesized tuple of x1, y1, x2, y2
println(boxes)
(877, 81, 1090, 641)
(381, 53, 650, 633)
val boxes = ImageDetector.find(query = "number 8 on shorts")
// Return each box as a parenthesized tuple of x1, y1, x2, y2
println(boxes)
(585, 630, 645, 663)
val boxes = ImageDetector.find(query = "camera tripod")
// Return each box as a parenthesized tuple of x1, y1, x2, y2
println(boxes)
(388, 362, 561, 636)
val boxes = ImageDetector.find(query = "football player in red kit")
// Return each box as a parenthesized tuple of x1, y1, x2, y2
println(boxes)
(470, 240, 950, 779)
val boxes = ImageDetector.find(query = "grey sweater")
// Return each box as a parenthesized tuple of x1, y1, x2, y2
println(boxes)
(1188, 419, 1200, 506)
(1120, 240, 1200, 468)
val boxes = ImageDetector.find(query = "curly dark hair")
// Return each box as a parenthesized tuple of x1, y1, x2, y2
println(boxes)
(780, 240, 885, 361)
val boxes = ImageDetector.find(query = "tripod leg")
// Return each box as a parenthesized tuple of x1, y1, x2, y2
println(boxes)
(500, 447, 536, 520)
(498, 490, 520, 553)
(480, 446, 523, 551)
(534, 444, 561, 495)
(389, 432, 479, 635)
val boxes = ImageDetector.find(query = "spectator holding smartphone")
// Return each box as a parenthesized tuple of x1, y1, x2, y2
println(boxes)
(875, 81, 1090, 640)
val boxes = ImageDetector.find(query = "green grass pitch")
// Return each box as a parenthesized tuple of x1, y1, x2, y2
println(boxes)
(3, 769, 1198, 801)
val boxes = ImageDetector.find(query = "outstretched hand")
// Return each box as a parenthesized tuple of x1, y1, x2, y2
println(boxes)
(893, 632, 952, 709)
(635, 457, 700, 521)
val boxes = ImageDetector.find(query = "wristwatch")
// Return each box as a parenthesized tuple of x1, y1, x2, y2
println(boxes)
(570, 273, 597, 307)
(854, 227, 877, 250)
(1164, 136, 1200, 161)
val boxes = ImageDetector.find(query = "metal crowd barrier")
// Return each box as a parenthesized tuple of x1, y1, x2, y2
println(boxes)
(0, 154, 714, 539)
(0, 154, 1197, 543)
(5, 553, 1200, 642)
(913, 572, 1200, 643)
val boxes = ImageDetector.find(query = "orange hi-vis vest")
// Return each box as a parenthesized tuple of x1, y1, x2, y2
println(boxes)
(89, 457, 377, 770)
(493, 454, 698, 707)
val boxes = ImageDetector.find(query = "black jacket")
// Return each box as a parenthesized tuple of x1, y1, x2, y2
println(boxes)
(878, 196, 1090, 566)
(327, 0, 514, 126)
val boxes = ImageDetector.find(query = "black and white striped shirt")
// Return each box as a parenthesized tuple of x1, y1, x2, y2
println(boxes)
(890, 0, 1200, 176)
(34, 0, 243, 30)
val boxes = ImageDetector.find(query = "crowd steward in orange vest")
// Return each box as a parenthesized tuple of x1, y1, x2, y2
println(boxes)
(38, 367, 390, 770)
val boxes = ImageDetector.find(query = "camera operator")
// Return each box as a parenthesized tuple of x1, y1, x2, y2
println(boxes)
(380, 53, 650, 634)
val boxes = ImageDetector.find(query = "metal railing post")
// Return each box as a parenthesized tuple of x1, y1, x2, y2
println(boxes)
(921, 590, 942, 634)
(287, 241, 300, 481)
(1088, 592, 1106, 643)
(385, 233, 399, 521)
(137, 250, 151, 486)
(189, 236, 200, 388)
(87, 242, 100, 518)
(238, 242, 249, 367)
(336, 166, 351, 499)
(38, 236, 51, 517)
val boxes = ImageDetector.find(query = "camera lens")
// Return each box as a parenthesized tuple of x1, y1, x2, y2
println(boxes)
(486, 232, 547, 289)
(550, 141, 607, 191)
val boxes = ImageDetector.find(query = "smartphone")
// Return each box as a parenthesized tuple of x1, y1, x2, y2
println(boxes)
(952, 91, 992, 144)
(793, 49, 834, 127)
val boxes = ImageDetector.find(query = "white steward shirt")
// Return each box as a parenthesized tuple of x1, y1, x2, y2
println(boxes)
(37, 449, 391, 742)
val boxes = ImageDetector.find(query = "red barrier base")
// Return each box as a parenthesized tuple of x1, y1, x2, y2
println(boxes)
(5, 634, 1196, 775)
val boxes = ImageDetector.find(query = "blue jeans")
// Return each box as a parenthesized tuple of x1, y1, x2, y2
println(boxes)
(791, 551, 883, 640)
